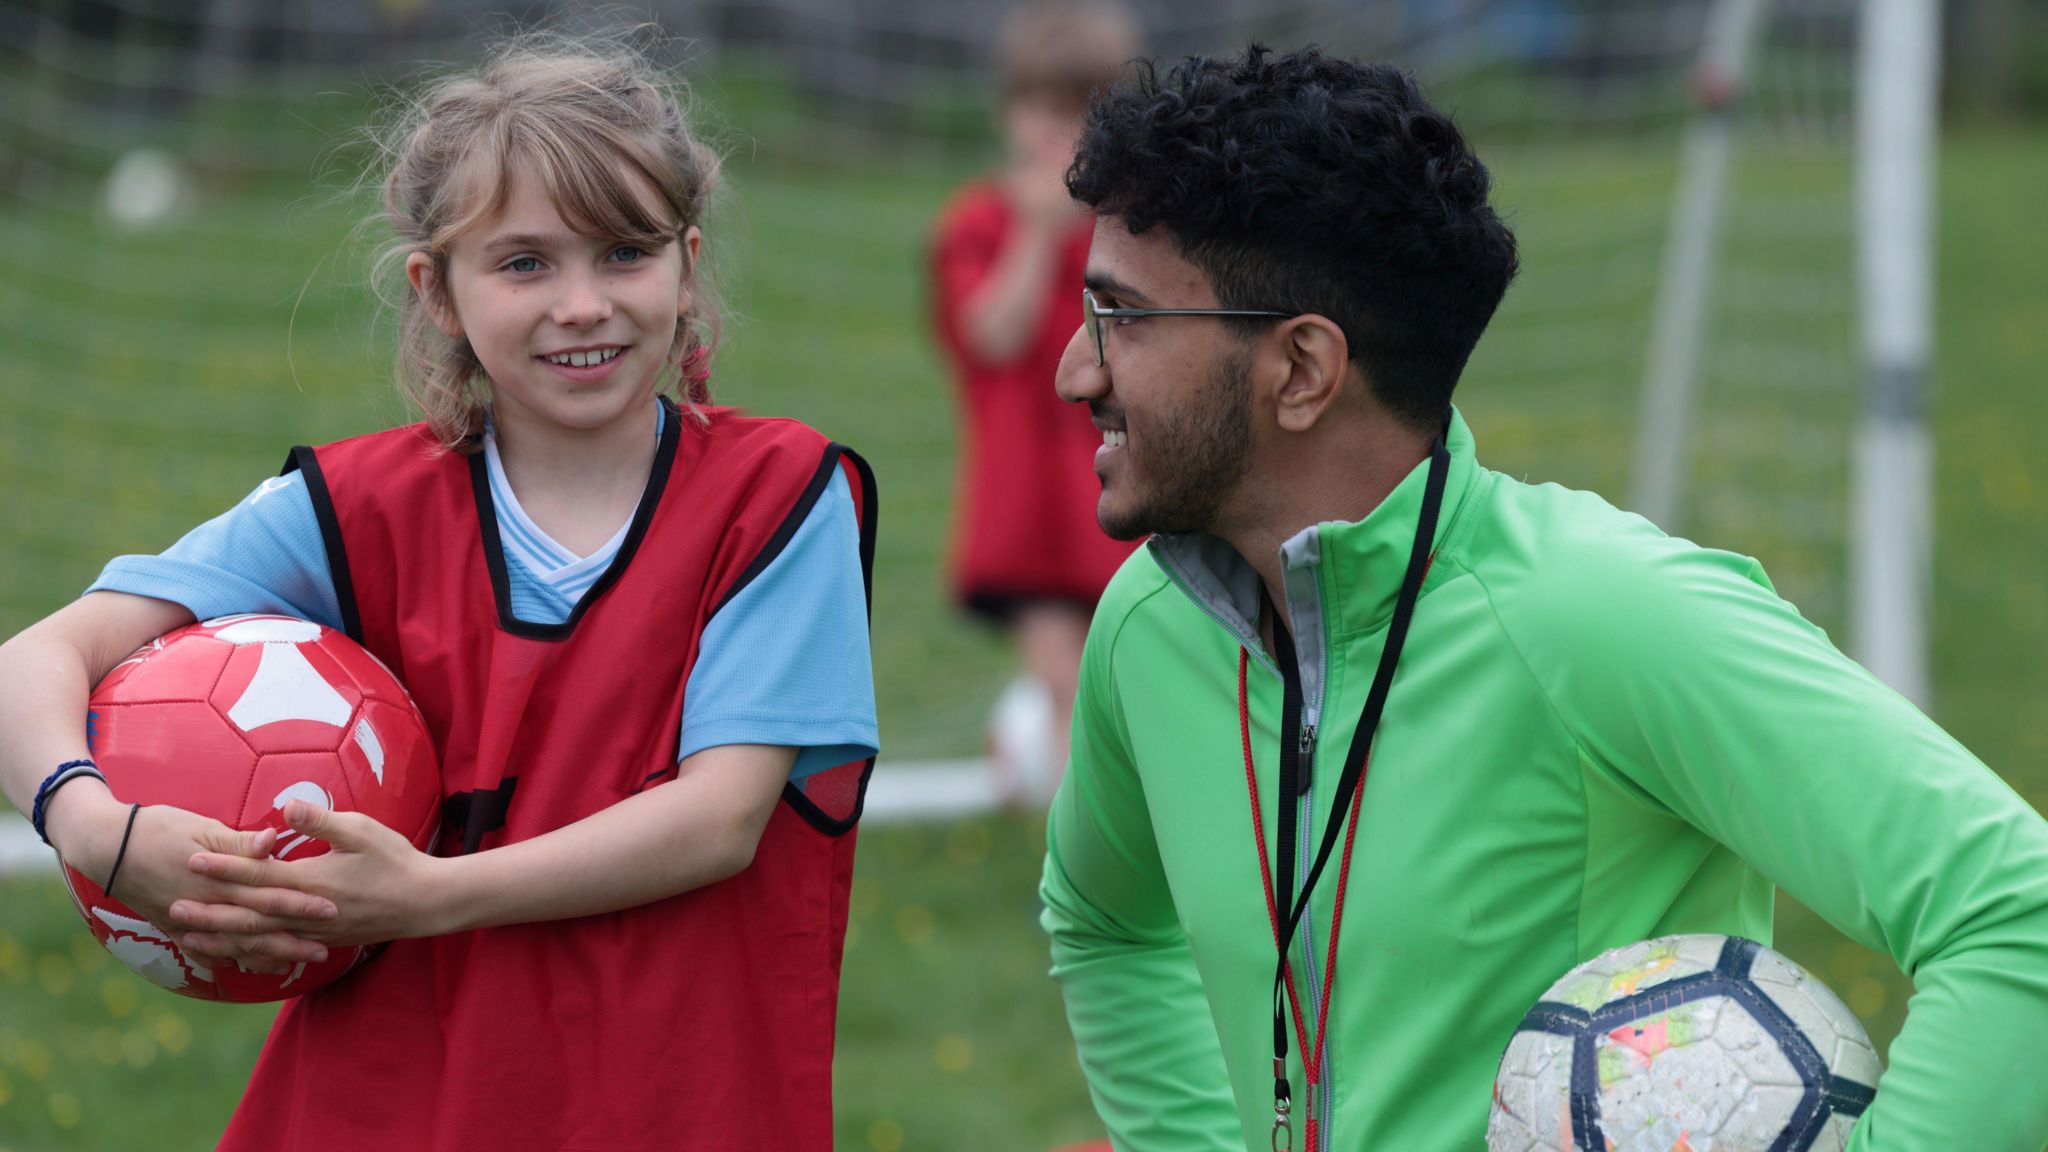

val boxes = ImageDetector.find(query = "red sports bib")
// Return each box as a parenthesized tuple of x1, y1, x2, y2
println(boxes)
(219, 403, 875, 1152)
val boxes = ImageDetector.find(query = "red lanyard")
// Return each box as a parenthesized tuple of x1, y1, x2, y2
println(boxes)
(1240, 649, 1366, 1152)
(1240, 434, 1450, 1152)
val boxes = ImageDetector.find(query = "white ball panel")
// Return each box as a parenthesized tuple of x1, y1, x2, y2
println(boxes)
(1542, 936, 1722, 1010)
(1493, 1032, 1568, 1142)
(1716, 1004, 1804, 1088)
(226, 641, 352, 731)
(1598, 1005, 1761, 1139)
(1832, 1031, 1883, 1087)
(1812, 1111, 1862, 1151)
(1723, 1084, 1807, 1138)
(211, 616, 324, 645)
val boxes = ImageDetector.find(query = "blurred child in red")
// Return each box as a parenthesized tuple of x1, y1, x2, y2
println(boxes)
(930, 2, 1140, 802)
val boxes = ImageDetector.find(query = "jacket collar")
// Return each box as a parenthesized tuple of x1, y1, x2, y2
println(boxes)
(1147, 407, 1480, 647)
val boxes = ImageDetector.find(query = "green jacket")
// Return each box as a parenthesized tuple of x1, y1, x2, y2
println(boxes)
(1041, 410, 2048, 1150)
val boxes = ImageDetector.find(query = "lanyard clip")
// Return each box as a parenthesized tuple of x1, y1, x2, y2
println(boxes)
(1271, 1067, 1293, 1152)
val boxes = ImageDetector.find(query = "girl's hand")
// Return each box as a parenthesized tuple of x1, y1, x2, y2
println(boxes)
(170, 799, 444, 951)
(54, 794, 337, 976)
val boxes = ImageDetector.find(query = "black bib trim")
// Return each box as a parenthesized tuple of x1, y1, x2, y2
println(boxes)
(467, 398, 683, 642)
(281, 445, 364, 644)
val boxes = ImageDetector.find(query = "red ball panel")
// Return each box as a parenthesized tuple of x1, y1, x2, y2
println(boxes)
(91, 701, 258, 815)
(93, 633, 232, 705)
(342, 698, 442, 849)
(321, 634, 411, 707)
(238, 751, 358, 847)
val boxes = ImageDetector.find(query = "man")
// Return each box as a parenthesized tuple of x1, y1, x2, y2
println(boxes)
(1039, 45, 2048, 1150)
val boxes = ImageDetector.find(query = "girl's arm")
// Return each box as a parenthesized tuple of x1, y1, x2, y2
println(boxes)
(171, 742, 794, 947)
(0, 592, 335, 968)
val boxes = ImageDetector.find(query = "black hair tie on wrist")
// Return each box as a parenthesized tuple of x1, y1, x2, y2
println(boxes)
(103, 802, 141, 902)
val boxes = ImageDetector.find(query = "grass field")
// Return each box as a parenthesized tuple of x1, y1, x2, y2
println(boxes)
(1, 116, 2043, 1150)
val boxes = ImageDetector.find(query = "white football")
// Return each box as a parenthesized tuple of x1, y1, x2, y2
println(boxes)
(1488, 935, 1882, 1152)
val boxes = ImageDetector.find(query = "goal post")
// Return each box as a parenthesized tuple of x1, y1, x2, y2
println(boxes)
(1851, 0, 1939, 709)
(1631, 0, 1769, 533)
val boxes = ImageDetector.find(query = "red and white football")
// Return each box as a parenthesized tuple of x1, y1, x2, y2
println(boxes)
(64, 614, 440, 1002)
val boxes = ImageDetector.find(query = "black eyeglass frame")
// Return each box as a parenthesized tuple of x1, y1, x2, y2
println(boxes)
(1081, 288, 1293, 366)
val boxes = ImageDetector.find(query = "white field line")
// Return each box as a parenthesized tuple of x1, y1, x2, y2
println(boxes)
(1, 811, 53, 876)
(0, 758, 1002, 879)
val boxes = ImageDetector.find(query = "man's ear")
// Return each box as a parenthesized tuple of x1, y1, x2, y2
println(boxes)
(405, 251, 463, 339)
(1271, 314, 1351, 433)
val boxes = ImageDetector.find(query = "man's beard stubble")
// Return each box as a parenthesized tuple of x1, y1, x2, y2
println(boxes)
(1096, 351, 1254, 541)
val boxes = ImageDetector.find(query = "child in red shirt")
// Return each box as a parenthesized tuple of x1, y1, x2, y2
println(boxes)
(930, 2, 1141, 800)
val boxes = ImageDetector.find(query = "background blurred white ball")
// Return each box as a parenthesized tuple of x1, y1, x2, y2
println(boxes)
(988, 674, 1055, 803)
(101, 149, 193, 233)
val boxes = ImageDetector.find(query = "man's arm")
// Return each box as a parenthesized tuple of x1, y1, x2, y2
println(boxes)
(1525, 533, 2048, 1150)
(1040, 617, 1239, 1151)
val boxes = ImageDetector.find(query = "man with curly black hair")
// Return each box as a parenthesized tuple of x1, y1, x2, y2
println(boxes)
(1040, 44, 2048, 1152)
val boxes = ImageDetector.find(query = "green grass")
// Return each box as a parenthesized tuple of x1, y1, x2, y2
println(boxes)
(1, 118, 2044, 1150)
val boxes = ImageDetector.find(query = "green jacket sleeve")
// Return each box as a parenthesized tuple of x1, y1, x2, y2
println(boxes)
(1516, 530, 2048, 1150)
(1040, 609, 1240, 1151)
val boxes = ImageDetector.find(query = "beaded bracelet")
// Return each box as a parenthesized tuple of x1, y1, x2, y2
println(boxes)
(30, 759, 107, 847)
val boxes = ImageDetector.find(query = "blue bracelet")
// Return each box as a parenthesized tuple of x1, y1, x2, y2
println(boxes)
(30, 759, 107, 847)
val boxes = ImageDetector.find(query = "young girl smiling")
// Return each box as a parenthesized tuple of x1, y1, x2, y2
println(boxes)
(0, 36, 877, 1150)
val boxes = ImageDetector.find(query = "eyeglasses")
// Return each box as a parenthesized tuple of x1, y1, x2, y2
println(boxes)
(1082, 288, 1292, 366)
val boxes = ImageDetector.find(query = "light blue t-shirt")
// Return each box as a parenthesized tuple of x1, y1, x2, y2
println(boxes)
(89, 417, 877, 781)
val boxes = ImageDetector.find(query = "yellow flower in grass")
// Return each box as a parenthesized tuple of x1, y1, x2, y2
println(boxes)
(945, 821, 992, 867)
(893, 904, 935, 946)
(0, 933, 27, 985)
(36, 953, 73, 997)
(934, 1033, 973, 1073)
(15, 1040, 51, 1082)
(868, 1118, 905, 1152)
(91, 1028, 123, 1067)
(151, 1010, 192, 1056)
(101, 976, 140, 1020)
(122, 1028, 157, 1069)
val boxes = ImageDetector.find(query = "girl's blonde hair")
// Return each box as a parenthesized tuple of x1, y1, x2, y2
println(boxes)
(371, 34, 723, 450)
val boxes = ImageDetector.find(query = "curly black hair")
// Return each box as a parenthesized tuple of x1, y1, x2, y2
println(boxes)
(1068, 45, 1519, 429)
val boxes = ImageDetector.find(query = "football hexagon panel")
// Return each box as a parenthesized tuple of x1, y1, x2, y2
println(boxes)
(89, 700, 260, 815)
(1540, 934, 1728, 1013)
(92, 631, 233, 706)
(1488, 1031, 1576, 1151)
(208, 634, 365, 754)
(1747, 949, 1885, 1089)
(239, 751, 357, 852)
(1811, 1110, 1861, 1152)
(342, 698, 442, 847)
(314, 627, 418, 707)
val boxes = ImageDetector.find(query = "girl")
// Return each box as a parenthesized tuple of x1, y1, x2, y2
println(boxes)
(0, 35, 877, 1151)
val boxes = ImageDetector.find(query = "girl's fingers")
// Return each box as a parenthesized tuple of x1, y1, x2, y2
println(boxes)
(187, 851, 290, 888)
(168, 900, 285, 935)
(179, 930, 328, 967)
(233, 883, 336, 921)
(169, 897, 331, 936)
